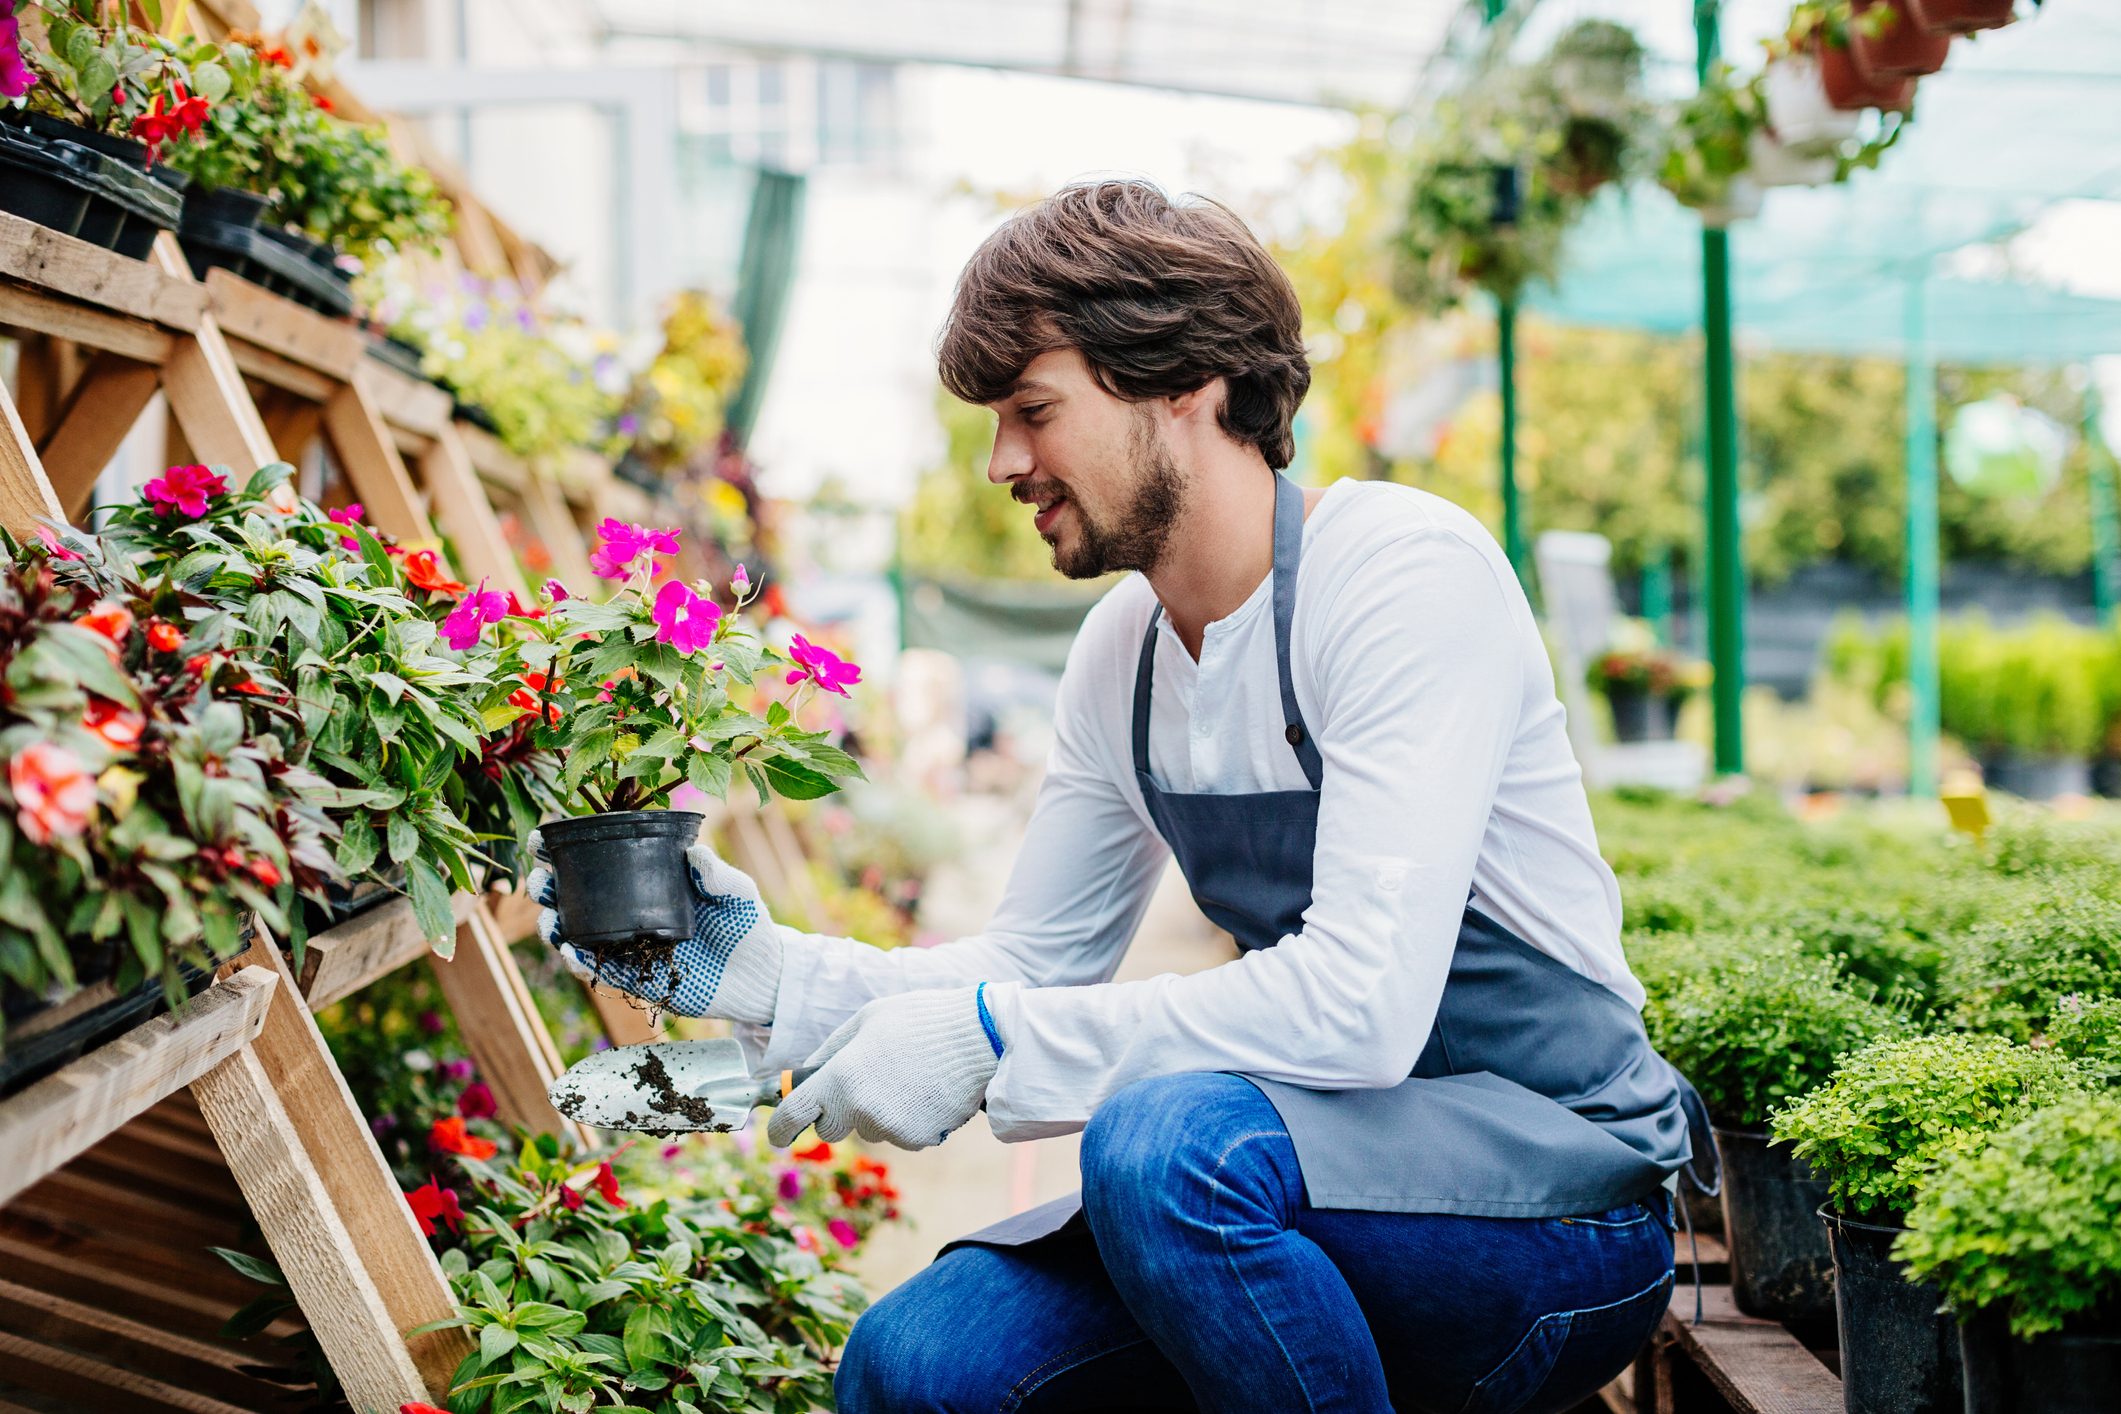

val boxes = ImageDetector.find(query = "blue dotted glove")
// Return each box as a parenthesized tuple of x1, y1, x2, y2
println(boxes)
(528, 837, 784, 1023)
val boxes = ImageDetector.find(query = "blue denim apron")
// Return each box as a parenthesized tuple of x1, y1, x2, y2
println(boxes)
(958, 474, 1714, 1249)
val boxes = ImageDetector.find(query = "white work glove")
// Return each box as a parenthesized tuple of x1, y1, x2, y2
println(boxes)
(767, 985, 1004, 1150)
(528, 837, 784, 1024)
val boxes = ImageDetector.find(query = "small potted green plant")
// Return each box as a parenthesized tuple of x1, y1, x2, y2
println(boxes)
(1644, 945, 1906, 1321)
(1895, 1092, 2121, 1413)
(1941, 616, 2107, 800)
(1773, 1034, 2098, 1414)
(518, 520, 862, 979)
(1656, 63, 1767, 225)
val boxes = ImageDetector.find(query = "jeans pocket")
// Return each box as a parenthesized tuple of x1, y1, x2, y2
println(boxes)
(1460, 1271, 1673, 1414)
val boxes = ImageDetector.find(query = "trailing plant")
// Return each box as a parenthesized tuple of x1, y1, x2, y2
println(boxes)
(0, 527, 343, 1035)
(1657, 63, 1767, 214)
(15, 2, 227, 162)
(1770, 1032, 2098, 1223)
(517, 522, 864, 815)
(1642, 944, 1908, 1128)
(1895, 1093, 2121, 1339)
(271, 98, 451, 263)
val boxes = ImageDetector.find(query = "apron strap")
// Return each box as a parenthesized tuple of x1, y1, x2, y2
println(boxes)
(1130, 474, 1323, 789)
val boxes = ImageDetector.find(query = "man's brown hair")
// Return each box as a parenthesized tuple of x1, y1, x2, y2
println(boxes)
(937, 180, 1310, 469)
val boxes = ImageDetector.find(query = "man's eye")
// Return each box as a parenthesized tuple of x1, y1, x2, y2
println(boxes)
(1020, 405, 1050, 421)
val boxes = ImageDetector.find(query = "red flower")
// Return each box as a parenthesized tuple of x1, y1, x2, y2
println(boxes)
(248, 856, 283, 888)
(793, 1140, 834, 1164)
(146, 620, 184, 653)
(404, 1178, 463, 1237)
(429, 1116, 498, 1161)
(589, 1161, 627, 1207)
(10, 741, 95, 845)
(185, 653, 213, 676)
(403, 1404, 452, 1414)
(233, 678, 274, 697)
(456, 1081, 497, 1120)
(402, 548, 467, 595)
(313, 94, 334, 112)
(557, 1182, 584, 1211)
(504, 590, 544, 620)
(83, 697, 145, 750)
(78, 601, 135, 647)
(142, 465, 227, 519)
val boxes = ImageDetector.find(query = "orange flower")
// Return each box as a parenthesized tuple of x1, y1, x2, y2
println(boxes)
(78, 601, 134, 648)
(83, 697, 145, 750)
(793, 1140, 834, 1164)
(147, 620, 184, 653)
(507, 671, 565, 724)
(402, 549, 467, 595)
(428, 1116, 498, 1161)
(10, 741, 96, 844)
(248, 855, 283, 888)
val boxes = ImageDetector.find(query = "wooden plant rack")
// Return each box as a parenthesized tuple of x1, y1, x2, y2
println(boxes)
(0, 213, 671, 1409)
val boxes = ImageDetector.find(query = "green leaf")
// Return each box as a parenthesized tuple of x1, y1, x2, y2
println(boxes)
(407, 857, 457, 950)
(480, 1320, 520, 1367)
(387, 811, 419, 865)
(209, 1247, 286, 1288)
(337, 814, 381, 875)
(191, 58, 230, 104)
(757, 756, 839, 802)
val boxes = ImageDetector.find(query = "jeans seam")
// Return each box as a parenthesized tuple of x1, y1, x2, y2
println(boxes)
(999, 1332, 1157, 1413)
(1207, 1128, 1321, 1414)
(1459, 1265, 1676, 1413)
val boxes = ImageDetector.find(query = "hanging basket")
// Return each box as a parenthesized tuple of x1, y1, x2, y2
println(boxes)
(1761, 54, 1863, 153)
(1818, 42, 1917, 113)
(1699, 176, 1766, 228)
(1908, 0, 2017, 35)
(1851, 0, 1953, 79)
(1747, 131, 1837, 189)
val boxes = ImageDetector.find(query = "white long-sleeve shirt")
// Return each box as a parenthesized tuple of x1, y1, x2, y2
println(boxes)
(742, 479, 1636, 1142)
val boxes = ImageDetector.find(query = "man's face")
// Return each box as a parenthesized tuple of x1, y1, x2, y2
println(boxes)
(984, 348, 1188, 580)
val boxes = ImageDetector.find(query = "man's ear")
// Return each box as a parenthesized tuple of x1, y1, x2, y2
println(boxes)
(1165, 378, 1224, 428)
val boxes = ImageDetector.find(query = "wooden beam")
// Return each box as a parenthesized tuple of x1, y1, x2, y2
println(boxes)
(150, 235, 277, 475)
(0, 966, 274, 1207)
(225, 335, 339, 403)
(322, 380, 432, 543)
(256, 388, 325, 465)
(0, 1235, 251, 1345)
(1662, 1285, 1842, 1414)
(37, 353, 160, 516)
(0, 1279, 305, 1412)
(189, 1044, 436, 1411)
(518, 465, 596, 589)
(0, 1328, 254, 1414)
(429, 901, 585, 1144)
(0, 379, 64, 536)
(203, 268, 365, 380)
(298, 893, 476, 1013)
(207, 928, 471, 1395)
(362, 358, 453, 439)
(0, 281, 174, 362)
(421, 420, 529, 597)
(11, 334, 59, 442)
(0, 212, 207, 330)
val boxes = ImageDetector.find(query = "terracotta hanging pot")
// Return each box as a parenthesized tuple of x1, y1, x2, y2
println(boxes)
(1818, 42, 1917, 113)
(1908, 0, 2017, 35)
(1851, 0, 1953, 79)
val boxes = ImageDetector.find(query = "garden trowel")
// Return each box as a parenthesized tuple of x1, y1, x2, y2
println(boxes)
(547, 1039, 819, 1134)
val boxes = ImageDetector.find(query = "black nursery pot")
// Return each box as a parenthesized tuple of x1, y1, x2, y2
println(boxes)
(1820, 1209, 1962, 1414)
(1607, 683, 1679, 743)
(0, 125, 96, 237)
(1715, 1127, 1837, 1322)
(183, 185, 272, 232)
(540, 811, 704, 949)
(1958, 1306, 2121, 1414)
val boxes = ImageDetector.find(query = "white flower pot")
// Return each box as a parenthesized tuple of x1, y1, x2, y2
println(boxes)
(1761, 55, 1862, 155)
(1699, 176, 1765, 228)
(1747, 131, 1837, 189)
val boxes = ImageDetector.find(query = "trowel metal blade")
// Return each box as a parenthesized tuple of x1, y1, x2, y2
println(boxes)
(546, 1038, 765, 1133)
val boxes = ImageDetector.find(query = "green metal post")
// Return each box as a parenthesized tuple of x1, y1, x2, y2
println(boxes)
(2086, 386, 2119, 621)
(1498, 299, 1526, 578)
(1696, 0, 1745, 775)
(1643, 548, 1673, 646)
(1904, 280, 1941, 798)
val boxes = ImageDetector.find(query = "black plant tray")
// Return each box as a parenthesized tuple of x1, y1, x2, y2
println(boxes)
(297, 868, 405, 939)
(68, 144, 184, 260)
(368, 332, 428, 381)
(0, 960, 215, 1099)
(4, 109, 186, 191)
(0, 123, 97, 239)
(179, 217, 355, 318)
(453, 400, 501, 436)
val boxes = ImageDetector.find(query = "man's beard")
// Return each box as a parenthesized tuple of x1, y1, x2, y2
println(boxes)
(1050, 411, 1186, 580)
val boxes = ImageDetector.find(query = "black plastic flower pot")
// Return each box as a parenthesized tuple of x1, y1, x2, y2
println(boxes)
(539, 811, 704, 956)
(370, 333, 427, 380)
(2094, 755, 2121, 800)
(0, 125, 96, 238)
(1715, 1126, 1836, 1322)
(182, 185, 272, 233)
(1958, 1306, 2121, 1413)
(1821, 1208, 1962, 1414)
(65, 148, 184, 260)
(8, 110, 153, 171)
(1607, 683, 1679, 743)
(1980, 751, 2092, 801)
(0, 958, 215, 1099)
(253, 226, 355, 317)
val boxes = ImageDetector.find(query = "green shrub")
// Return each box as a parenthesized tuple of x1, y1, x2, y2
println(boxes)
(1896, 1093, 2121, 1338)
(1771, 1034, 2098, 1223)
(1644, 946, 1908, 1130)
(1774, 904, 1945, 1012)
(1939, 889, 2121, 1041)
(2048, 994, 2121, 1075)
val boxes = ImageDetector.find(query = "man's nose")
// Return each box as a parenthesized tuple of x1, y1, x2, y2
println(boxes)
(986, 420, 1034, 485)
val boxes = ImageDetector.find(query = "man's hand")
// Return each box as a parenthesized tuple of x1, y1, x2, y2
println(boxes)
(767, 986, 1003, 1150)
(529, 837, 784, 1024)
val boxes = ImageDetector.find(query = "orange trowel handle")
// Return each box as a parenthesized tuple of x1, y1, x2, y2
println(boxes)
(777, 1065, 823, 1101)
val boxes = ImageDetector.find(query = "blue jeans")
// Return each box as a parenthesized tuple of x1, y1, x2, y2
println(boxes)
(838, 1073, 1674, 1414)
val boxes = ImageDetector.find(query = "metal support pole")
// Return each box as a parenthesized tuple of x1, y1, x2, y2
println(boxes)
(1696, 0, 1745, 776)
(1905, 279, 1941, 798)
(2086, 385, 2119, 621)
(1498, 298, 1526, 579)
(1643, 548, 1674, 646)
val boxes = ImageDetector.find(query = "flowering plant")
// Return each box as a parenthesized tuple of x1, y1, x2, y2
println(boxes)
(1586, 619, 1709, 699)
(14, 3, 228, 161)
(0, 529, 343, 1036)
(614, 290, 749, 476)
(515, 522, 864, 814)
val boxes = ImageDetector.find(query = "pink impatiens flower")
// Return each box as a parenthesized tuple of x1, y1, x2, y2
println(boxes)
(35, 525, 79, 561)
(785, 634, 862, 697)
(651, 580, 720, 655)
(828, 1218, 861, 1250)
(10, 741, 96, 845)
(142, 464, 228, 519)
(543, 578, 571, 604)
(327, 502, 366, 550)
(439, 579, 509, 650)
(588, 518, 681, 580)
(0, 8, 36, 101)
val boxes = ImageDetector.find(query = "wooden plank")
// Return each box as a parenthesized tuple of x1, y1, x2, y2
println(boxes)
(456, 419, 527, 489)
(205, 928, 470, 1396)
(11, 334, 59, 442)
(0, 1279, 306, 1410)
(255, 388, 325, 464)
(0, 212, 206, 330)
(37, 353, 160, 516)
(0, 1212, 268, 1310)
(362, 357, 452, 439)
(203, 269, 364, 381)
(1663, 1285, 1841, 1414)
(518, 465, 596, 590)
(322, 380, 432, 542)
(150, 235, 277, 474)
(421, 421, 529, 596)
(0, 1328, 252, 1414)
(0, 967, 275, 1208)
(189, 1042, 436, 1410)
(298, 893, 476, 1012)
(0, 1234, 251, 1343)
(0, 281, 173, 362)
(0, 379, 64, 537)
(14, 1168, 243, 1249)
(429, 901, 585, 1143)
(69, 1138, 242, 1209)
(224, 334, 339, 403)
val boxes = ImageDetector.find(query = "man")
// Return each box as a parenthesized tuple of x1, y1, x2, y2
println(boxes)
(536, 180, 1709, 1413)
